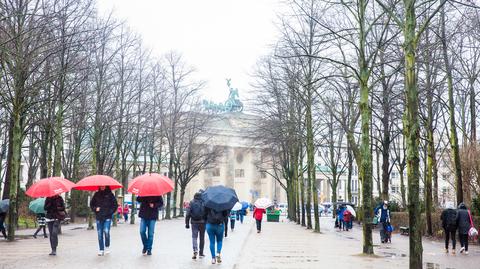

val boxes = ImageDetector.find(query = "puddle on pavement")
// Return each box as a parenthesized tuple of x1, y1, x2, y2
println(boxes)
(425, 263, 440, 269)
(381, 252, 407, 258)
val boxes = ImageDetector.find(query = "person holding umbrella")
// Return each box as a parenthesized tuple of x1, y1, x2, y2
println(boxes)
(90, 186, 118, 256)
(26, 177, 75, 255)
(30, 198, 47, 239)
(44, 194, 66, 256)
(137, 195, 163, 255)
(201, 185, 239, 264)
(253, 207, 266, 233)
(127, 173, 174, 256)
(253, 198, 272, 233)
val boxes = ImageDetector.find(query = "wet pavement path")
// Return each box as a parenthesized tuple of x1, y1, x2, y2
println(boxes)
(235, 216, 480, 269)
(0, 217, 253, 269)
(1, 216, 478, 269)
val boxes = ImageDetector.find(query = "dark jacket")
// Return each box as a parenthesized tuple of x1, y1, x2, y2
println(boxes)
(137, 196, 163, 220)
(90, 188, 118, 221)
(440, 208, 457, 230)
(185, 193, 206, 225)
(456, 203, 471, 235)
(205, 207, 229, 225)
(378, 207, 390, 223)
(44, 195, 65, 220)
(0, 212, 6, 222)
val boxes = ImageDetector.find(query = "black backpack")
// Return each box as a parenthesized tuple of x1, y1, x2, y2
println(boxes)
(189, 200, 205, 221)
(444, 209, 457, 229)
(208, 209, 225, 224)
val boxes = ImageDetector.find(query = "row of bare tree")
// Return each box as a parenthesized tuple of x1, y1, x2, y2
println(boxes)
(0, 0, 219, 241)
(252, 0, 480, 267)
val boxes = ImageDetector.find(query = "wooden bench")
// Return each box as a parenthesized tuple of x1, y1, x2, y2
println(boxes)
(400, 226, 409, 235)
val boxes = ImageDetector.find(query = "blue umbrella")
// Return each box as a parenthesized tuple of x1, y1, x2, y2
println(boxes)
(201, 185, 239, 211)
(29, 198, 46, 214)
(241, 201, 249, 210)
(0, 199, 9, 213)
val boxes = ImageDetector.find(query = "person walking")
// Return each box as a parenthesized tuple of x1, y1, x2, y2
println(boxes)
(337, 206, 345, 231)
(237, 209, 245, 224)
(90, 186, 117, 256)
(44, 194, 66, 256)
(123, 203, 129, 223)
(253, 207, 266, 233)
(185, 192, 206, 259)
(457, 203, 472, 254)
(343, 209, 352, 232)
(33, 213, 47, 239)
(117, 205, 123, 222)
(224, 215, 229, 237)
(377, 201, 391, 243)
(137, 195, 163, 256)
(205, 207, 229, 264)
(440, 202, 457, 254)
(229, 210, 236, 232)
(0, 212, 7, 239)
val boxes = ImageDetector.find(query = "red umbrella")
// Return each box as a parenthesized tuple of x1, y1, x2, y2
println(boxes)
(127, 173, 174, 196)
(26, 177, 76, 198)
(74, 175, 122, 191)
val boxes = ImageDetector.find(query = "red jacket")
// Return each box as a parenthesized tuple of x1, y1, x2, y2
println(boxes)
(253, 208, 266, 221)
(343, 210, 352, 222)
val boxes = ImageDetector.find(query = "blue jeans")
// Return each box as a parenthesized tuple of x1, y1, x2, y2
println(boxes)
(140, 219, 156, 251)
(206, 223, 224, 258)
(96, 219, 111, 251)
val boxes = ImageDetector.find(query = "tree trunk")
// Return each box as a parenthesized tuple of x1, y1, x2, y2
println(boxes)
(178, 188, 186, 217)
(2, 118, 14, 200)
(347, 142, 353, 202)
(306, 88, 319, 232)
(404, 1, 423, 265)
(441, 6, 463, 204)
(300, 174, 306, 227)
(7, 101, 24, 241)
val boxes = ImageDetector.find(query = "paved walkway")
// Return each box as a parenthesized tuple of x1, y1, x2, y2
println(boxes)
(236, 216, 479, 269)
(1, 216, 478, 269)
(0, 217, 253, 269)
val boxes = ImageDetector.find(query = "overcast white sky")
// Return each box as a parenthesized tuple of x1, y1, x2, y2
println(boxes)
(97, 0, 282, 103)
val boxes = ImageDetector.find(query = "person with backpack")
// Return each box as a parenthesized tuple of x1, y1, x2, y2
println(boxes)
(44, 194, 66, 256)
(253, 206, 266, 233)
(457, 202, 473, 254)
(137, 195, 163, 256)
(185, 192, 206, 259)
(33, 213, 47, 239)
(205, 207, 229, 264)
(440, 202, 457, 254)
(90, 186, 118, 256)
(377, 201, 391, 243)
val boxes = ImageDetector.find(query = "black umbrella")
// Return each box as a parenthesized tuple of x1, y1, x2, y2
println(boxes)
(201, 185, 239, 211)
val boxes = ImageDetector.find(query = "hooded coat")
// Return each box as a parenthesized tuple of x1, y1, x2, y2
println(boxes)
(185, 192, 206, 225)
(90, 187, 118, 221)
(456, 203, 471, 235)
